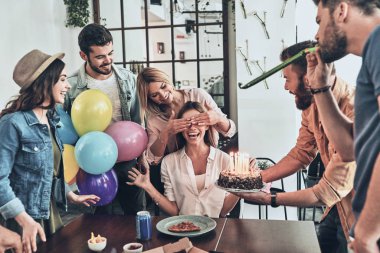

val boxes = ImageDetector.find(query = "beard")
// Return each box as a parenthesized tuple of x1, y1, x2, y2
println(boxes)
(295, 94, 313, 110)
(295, 79, 313, 110)
(319, 19, 348, 63)
(88, 58, 113, 75)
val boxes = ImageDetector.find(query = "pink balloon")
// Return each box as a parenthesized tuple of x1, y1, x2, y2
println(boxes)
(105, 121, 148, 162)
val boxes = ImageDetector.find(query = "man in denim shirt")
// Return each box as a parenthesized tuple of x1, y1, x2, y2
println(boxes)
(64, 23, 145, 215)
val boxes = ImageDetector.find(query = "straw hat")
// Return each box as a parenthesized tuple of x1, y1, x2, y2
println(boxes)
(13, 49, 64, 89)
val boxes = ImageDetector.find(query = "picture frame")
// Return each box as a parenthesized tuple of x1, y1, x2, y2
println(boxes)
(157, 42, 165, 54)
(150, 0, 162, 5)
(179, 51, 185, 62)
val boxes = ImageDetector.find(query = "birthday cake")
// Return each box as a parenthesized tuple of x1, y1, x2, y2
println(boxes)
(217, 169, 263, 190)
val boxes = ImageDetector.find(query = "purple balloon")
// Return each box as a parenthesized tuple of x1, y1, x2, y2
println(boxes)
(76, 169, 118, 206)
(105, 121, 148, 162)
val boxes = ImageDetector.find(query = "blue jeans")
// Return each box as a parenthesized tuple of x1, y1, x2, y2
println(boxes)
(318, 206, 348, 253)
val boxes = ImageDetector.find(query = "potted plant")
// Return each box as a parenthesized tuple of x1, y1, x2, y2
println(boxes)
(64, 0, 90, 28)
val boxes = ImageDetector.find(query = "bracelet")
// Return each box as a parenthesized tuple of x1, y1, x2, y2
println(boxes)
(310, 85, 331, 95)
(270, 191, 279, 208)
(153, 194, 161, 206)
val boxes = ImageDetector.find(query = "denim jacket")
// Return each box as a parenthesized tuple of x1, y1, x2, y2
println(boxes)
(64, 63, 142, 125)
(0, 110, 64, 220)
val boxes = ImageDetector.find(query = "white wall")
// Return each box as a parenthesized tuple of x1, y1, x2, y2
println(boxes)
(0, 0, 86, 109)
(235, 0, 361, 220)
(236, 0, 298, 162)
(235, 0, 361, 166)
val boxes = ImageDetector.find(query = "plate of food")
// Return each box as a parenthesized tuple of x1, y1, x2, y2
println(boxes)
(156, 215, 216, 237)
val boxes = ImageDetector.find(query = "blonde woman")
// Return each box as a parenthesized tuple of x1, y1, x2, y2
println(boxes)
(137, 67, 236, 165)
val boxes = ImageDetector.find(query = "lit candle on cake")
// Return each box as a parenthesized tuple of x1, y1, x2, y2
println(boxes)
(229, 152, 234, 172)
(229, 152, 250, 174)
(218, 152, 264, 190)
(234, 152, 238, 172)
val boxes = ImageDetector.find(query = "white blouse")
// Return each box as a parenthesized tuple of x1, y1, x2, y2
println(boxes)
(161, 146, 229, 218)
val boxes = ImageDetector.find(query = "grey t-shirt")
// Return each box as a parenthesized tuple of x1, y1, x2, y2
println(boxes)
(353, 25, 380, 219)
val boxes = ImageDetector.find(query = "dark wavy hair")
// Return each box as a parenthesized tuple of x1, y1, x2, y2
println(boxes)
(175, 101, 216, 149)
(78, 23, 113, 56)
(0, 59, 65, 117)
(313, 0, 380, 15)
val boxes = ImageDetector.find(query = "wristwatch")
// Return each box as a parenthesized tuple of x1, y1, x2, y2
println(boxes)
(270, 191, 279, 208)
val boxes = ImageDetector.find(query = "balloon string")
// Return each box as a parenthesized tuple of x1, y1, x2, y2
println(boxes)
(238, 47, 317, 89)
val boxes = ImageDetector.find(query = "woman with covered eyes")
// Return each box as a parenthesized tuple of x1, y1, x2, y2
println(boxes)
(136, 67, 236, 166)
(128, 101, 240, 217)
(0, 50, 99, 253)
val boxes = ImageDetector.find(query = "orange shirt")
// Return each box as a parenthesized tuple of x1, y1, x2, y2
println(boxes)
(283, 77, 356, 240)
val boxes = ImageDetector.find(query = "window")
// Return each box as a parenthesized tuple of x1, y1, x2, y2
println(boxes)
(94, 0, 230, 115)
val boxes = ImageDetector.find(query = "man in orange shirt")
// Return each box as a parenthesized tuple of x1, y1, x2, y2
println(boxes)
(237, 40, 356, 253)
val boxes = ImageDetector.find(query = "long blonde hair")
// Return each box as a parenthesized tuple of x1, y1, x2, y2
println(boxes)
(136, 67, 173, 122)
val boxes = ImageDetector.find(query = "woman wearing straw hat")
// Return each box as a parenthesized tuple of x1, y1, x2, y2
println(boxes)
(0, 50, 99, 253)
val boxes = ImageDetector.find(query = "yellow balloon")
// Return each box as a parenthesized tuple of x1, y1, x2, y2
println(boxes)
(63, 144, 79, 185)
(71, 89, 113, 136)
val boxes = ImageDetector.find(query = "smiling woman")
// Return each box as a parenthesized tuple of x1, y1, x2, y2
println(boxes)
(0, 50, 99, 253)
(127, 101, 239, 218)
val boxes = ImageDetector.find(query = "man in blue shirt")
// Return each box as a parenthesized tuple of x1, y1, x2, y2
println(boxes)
(307, 1, 380, 252)
(65, 23, 146, 215)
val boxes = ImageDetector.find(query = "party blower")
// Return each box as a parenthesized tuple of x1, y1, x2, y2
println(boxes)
(238, 47, 317, 89)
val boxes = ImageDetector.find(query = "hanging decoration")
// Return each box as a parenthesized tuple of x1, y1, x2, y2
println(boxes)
(251, 57, 269, 89)
(248, 11, 270, 39)
(280, 0, 289, 18)
(239, 0, 247, 19)
(236, 41, 252, 76)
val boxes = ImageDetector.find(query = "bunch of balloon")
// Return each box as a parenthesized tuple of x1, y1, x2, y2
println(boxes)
(105, 121, 148, 162)
(71, 90, 119, 206)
